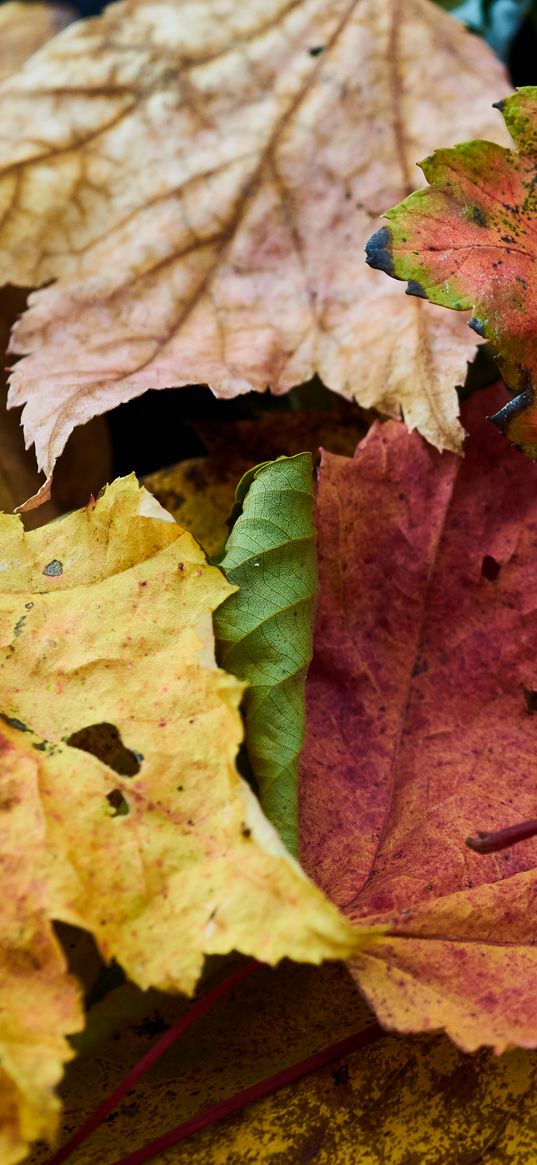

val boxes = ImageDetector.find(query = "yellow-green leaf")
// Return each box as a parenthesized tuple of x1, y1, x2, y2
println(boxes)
(0, 475, 372, 1163)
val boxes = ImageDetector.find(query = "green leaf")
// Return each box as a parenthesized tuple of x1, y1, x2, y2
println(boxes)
(214, 454, 316, 858)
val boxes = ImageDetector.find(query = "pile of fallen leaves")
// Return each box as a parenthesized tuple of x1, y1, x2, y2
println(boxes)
(1, 0, 537, 1162)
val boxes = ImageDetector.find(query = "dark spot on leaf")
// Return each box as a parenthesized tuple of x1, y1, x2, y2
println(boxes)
(405, 280, 427, 299)
(468, 204, 487, 227)
(133, 1011, 170, 1038)
(0, 714, 29, 733)
(241, 823, 252, 838)
(0, 792, 18, 811)
(42, 559, 63, 577)
(177, 785, 184, 791)
(106, 788, 130, 817)
(332, 1063, 350, 1086)
(32, 740, 48, 752)
(177, 563, 184, 571)
(13, 616, 25, 637)
(411, 656, 428, 677)
(67, 722, 142, 776)
(308, 44, 324, 56)
(365, 226, 394, 275)
(481, 555, 501, 582)
(468, 317, 486, 337)
(25, 602, 33, 610)
(523, 687, 537, 713)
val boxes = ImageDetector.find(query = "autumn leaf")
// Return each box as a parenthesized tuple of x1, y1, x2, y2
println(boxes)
(0, 288, 112, 528)
(0, 6, 84, 525)
(300, 381, 537, 1054)
(214, 455, 316, 856)
(0, 2, 73, 83)
(365, 86, 537, 459)
(29, 959, 537, 1165)
(144, 403, 366, 560)
(0, 0, 509, 507)
(0, 476, 371, 1164)
(27, 963, 372, 1164)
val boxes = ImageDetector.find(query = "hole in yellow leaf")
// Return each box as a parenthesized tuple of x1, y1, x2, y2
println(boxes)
(67, 722, 142, 776)
(106, 788, 130, 817)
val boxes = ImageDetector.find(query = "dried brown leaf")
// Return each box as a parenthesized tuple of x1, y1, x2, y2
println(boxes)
(0, 0, 509, 504)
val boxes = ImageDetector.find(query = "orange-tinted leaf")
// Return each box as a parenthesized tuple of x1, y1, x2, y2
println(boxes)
(366, 87, 537, 458)
(0, 0, 509, 504)
(300, 381, 537, 1053)
(0, 475, 370, 1161)
(0, 2, 73, 83)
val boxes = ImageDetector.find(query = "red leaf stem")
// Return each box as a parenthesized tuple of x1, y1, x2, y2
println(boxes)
(109, 1022, 385, 1165)
(466, 819, 537, 854)
(46, 958, 259, 1165)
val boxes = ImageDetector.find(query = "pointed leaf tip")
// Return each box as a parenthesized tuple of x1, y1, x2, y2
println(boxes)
(365, 226, 394, 275)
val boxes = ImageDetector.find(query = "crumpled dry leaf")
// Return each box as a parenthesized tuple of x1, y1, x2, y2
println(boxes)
(0, 2, 73, 83)
(0, 0, 509, 506)
(300, 382, 537, 1054)
(0, 475, 369, 1164)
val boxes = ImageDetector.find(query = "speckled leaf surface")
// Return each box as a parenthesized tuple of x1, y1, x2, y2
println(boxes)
(300, 382, 537, 1053)
(0, 0, 509, 505)
(215, 455, 316, 855)
(0, 475, 369, 1163)
(27, 961, 537, 1165)
(366, 87, 537, 458)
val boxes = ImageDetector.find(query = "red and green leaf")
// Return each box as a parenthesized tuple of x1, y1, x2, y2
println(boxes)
(366, 86, 537, 456)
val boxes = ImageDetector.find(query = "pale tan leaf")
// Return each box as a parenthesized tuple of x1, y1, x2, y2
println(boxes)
(0, 289, 111, 524)
(0, 2, 73, 83)
(0, 0, 509, 501)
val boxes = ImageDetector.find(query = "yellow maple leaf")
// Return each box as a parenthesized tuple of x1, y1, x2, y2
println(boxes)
(0, 476, 368, 1165)
(0, 0, 509, 508)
